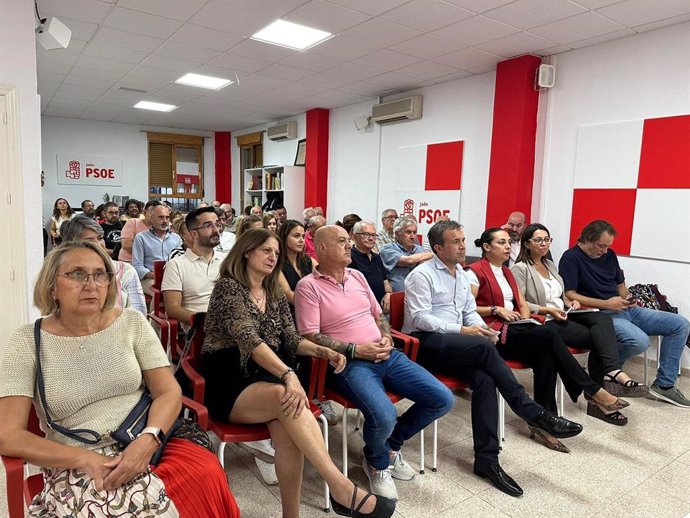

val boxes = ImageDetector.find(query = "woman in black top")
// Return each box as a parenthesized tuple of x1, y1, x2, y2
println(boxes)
(278, 219, 317, 307)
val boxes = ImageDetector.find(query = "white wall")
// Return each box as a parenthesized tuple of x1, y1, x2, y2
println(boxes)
(540, 22, 690, 363)
(0, 0, 43, 325)
(41, 117, 216, 219)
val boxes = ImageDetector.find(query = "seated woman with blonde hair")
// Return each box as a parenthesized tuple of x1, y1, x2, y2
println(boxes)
(0, 241, 238, 517)
(201, 228, 395, 518)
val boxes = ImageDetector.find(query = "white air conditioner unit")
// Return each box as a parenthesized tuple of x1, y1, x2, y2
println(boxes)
(371, 95, 422, 124)
(267, 121, 297, 141)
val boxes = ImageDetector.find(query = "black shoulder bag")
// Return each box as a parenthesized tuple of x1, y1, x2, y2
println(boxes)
(33, 319, 180, 465)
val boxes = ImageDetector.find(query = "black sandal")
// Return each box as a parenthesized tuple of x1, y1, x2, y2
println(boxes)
(585, 392, 629, 409)
(331, 486, 396, 518)
(586, 401, 628, 426)
(603, 370, 650, 398)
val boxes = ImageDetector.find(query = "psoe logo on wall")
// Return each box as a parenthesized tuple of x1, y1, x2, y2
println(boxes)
(57, 155, 123, 186)
(395, 191, 460, 237)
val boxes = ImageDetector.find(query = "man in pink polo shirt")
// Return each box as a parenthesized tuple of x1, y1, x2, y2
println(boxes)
(294, 225, 453, 502)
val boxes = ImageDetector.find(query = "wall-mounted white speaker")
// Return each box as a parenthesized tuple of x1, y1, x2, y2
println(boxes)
(36, 17, 72, 50)
(354, 114, 371, 131)
(536, 64, 556, 89)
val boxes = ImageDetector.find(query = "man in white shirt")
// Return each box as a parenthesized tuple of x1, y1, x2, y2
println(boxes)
(162, 206, 277, 485)
(402, 220, 583, 498)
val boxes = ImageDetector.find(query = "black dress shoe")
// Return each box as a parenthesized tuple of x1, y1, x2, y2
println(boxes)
(528, 410, 583, 439)
(473, 463, 523, 497)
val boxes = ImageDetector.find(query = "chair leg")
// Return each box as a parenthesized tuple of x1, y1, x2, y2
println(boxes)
(432, 419, 438, 472)
(497, 390, 505, 447)
(342, 409, 348, 477)
(355, 409, 362, 431)
(318, 414, 331, 513)
(643, 348, 649, 386)
(419, 427, 425, 474)
(557, 376, 565, 417)
(218, 441, 226, 469)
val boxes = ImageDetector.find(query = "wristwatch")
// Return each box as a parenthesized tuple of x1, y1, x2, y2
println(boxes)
(138, 427, 165, 446)
(490, 305, 498, 316)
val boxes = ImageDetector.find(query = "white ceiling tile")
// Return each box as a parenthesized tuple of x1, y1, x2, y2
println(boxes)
(112, 110, 161, 124)
(68, 65, 128, 82)
(207, 53, 272, 74)
(326, 62, 384, 81)
(381, 0, 474, 32)
(36, 60, 75, 76)
(530, 12, 625, 44)
(483, 0, 587, 30)
(40, 17, 99, 41)
(313, 90, 368, 104)
(79, 106, 125, 121)
(126, 65, 181, 81)
(37, 0, 112, 24)
(567, 27, 636, 49)
(36, 39, 87, 66)
(154, 84, 208, 102)
(190, 2, 273, 35)
(443, 0, 514, 12)
(92, 27, 165, 52)
(323, 0, 406, 16)
(538, 44, 576, 55)
(573, 0, 622, 7)
(245, 90, 305, 106)
(53, 83, 109, 98)
(228, 0, 310, 17)
(44, 100, 90, 117)
(82, 42, 149, 64)
(388, 34, 466, 60)
(37, 70, 67, 85)
(258, 64, 316, 81)
(139, 54, 200, 73)
(299, 74, 356, 88)
(340, 18, 423, 47)
(336, 82, 386, 96)
(227, 39, 298, 63)
(432, 47, 502, 68)
(475, 31, 558, 57)
(284, 0, 371, 33)
(279, 51, 345, 72)
(205, 83, 272, 101)
(353, 49, 420, 72)
(169, 24, 245, 52)
(52, 90, 102, 104)
(279, 81, 330, 96)
(75, 55, 137, 74)
(308, 36, 377, 60)
(365, 71, 423, 89)
(395, 60, 460, 79)
(596, 0, 690, 27)
(99, 88, 153, 102)
(116, 0, 208, 21)
(154, 41, 221, 63)
(235, 73, 289, 89)
(632, 12, 690, 33)
(115, 75, 172, 92)
(103, 7, 183, 39)
(64, 75, 120, 90)
(433, 15, 519, 45)
(428, 69, 475, 83)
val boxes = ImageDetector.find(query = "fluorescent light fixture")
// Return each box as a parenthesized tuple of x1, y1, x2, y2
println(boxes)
(175, 72, 233, 90)
(134, 101, 177, 112)
(251, 19, 331, 50)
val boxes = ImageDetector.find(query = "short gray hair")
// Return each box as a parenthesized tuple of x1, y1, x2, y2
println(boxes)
(352, 220, 376, 234)
(60, 215, 104, 242)
(393, 216, 416, 236)
(381, 208, 397, 219)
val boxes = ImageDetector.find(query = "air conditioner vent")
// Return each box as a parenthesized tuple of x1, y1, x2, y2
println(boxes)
(267, 121, 297, 141)
(371, 95, 422, 124)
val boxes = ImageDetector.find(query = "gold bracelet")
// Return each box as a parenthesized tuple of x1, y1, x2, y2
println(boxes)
(279, 367, 294, 383)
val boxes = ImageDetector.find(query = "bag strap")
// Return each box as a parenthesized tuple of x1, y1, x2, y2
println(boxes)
(172, 312, 205, 374)
(33, 319, 102, 444)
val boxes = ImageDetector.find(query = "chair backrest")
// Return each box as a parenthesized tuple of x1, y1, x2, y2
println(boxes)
(389, 291, 405, 331)
(153, 260, 166, 291)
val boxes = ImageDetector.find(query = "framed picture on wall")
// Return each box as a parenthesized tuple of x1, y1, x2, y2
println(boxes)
(294, 139, 306, 166)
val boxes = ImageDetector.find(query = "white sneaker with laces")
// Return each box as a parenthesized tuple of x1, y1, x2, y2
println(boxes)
(239, 439, 275, 463)
(389, 450, 415, 480)
(362, 456, 398, 501)
(319, 400, 341, 426)
(255, 457, 278, 485)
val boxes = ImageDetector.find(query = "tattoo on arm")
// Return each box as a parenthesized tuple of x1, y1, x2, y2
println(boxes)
(311, 333, 348, 354)
(375, 315, 392, 338)
(315, 347, 329, 359)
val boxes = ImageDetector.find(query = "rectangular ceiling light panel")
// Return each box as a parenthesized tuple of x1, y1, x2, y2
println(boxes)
(251, 19, 332, 51)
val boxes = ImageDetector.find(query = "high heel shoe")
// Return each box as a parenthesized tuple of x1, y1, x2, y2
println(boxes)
(586, 401, 628, 426)
(603, 370, 649, 398)
(528, 426, 570, 453)
(330, 486, 396, 518)
(584, 393, 630, 410)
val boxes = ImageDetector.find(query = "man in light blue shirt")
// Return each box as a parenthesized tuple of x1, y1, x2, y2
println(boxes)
(132, 204, 181, 294)
(379, 216, 433, 292)
(402, 220, 582, 498)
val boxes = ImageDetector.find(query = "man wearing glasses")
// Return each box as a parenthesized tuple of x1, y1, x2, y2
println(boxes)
(350, 220, 393, 315)
(375, 209, 398, 253)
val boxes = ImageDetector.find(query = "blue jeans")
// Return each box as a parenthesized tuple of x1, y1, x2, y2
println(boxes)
(604, 306, 689, 387)
(334, 349, 454, 470)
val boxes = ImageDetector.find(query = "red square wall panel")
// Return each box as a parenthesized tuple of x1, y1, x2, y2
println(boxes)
(569, 189, 637, 255)
(425, 141, 463, 191)
(638, 114, 690, 188)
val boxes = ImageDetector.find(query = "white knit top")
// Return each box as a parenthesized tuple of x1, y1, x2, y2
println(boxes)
(0, 309, 170, 449)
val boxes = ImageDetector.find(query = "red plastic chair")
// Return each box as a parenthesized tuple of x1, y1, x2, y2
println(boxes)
(147, 259, 183, 359)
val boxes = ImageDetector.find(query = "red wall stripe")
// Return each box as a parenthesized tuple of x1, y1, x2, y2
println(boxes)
(638, 114, 690, 188)
(305, 108, 330, 217)
(214, 131, 231, 203)
(425, 141, 463, 190)
(485, 55, 541, 228)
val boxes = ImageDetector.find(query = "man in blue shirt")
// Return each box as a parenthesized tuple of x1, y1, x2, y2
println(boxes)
(560, 220, 690, 407)
(403, 220, 583, 497)
(380, 216, 433, 292)
(132, 204, 182, 294)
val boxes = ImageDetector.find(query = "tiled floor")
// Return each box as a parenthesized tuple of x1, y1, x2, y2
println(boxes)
(3, 360, 690, 518)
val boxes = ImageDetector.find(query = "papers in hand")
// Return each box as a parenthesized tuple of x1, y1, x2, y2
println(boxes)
(508, 318, 543, 325)
(566, 308, 600, 314)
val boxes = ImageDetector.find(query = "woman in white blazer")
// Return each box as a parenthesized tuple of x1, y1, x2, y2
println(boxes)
(511, 223, 647, 399)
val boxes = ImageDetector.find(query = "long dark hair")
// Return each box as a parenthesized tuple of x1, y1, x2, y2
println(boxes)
(278, 219, 308, 270)
(474, 227, 506, 257)
(516, 223, 550, 265)
(52, 198, 74, 219)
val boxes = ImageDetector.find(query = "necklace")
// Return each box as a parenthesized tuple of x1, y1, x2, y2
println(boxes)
(251, 288, 265, 306)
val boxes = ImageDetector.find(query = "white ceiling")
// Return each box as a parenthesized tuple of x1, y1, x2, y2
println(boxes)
(36, 0, 690, 131)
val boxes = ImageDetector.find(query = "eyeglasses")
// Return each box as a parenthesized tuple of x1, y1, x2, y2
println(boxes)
(61, 270, 113, 287)
(192, 221, 224, 232)
(382, 215, 397, 220)
(355, 232, 377, 239)
(529, 237, 554, 245)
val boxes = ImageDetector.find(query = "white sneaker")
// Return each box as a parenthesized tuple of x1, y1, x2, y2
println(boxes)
(239, 439, 275, 463)
(389, 450, 415, 480)
(255, 457, 278, 485)
(319, 400, 341, 426)
(362, 456, 398, 501)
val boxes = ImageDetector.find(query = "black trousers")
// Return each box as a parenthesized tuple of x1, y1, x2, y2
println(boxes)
(413, 331, 543, 468)
(545, 312, 621, 385)
(498, 324, 600, 412)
